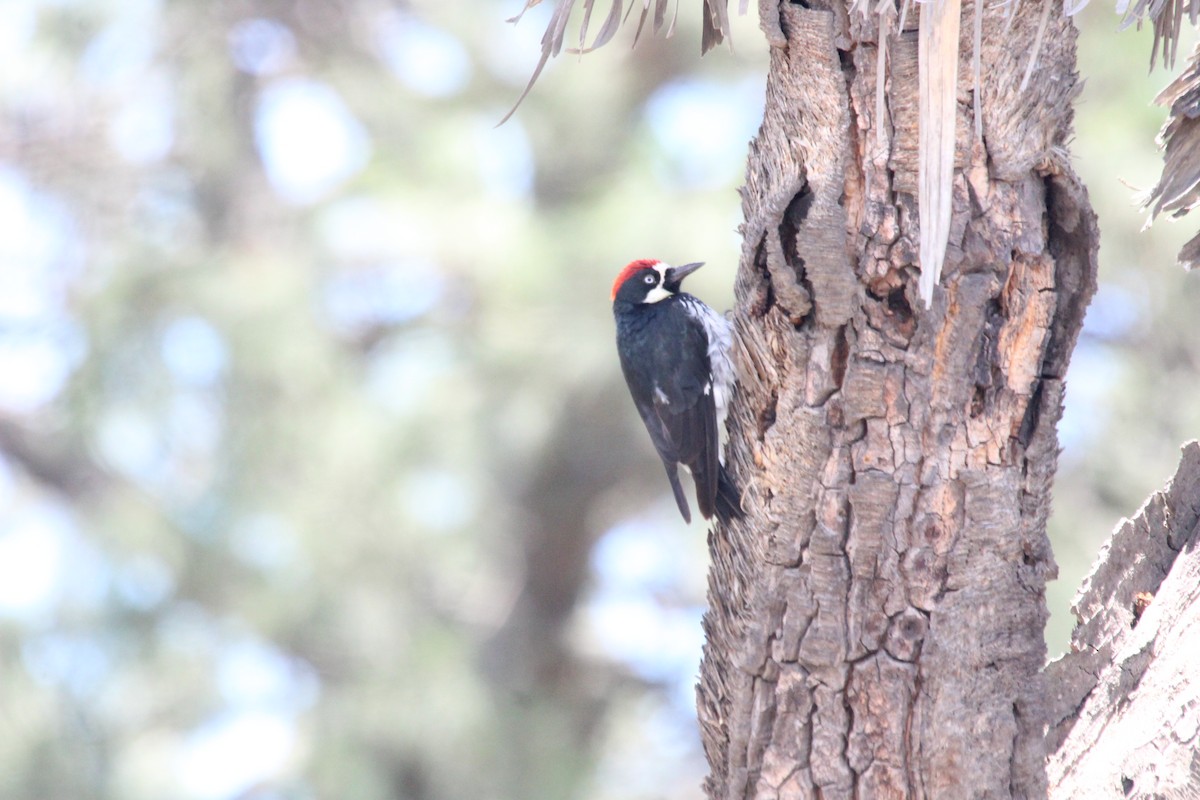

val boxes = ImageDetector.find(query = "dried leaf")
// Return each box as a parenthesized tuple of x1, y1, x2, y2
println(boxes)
(549, 1, 575, 57)
(701, 0, 731, 54)
(1178, 231, 1200, 269)
(1119, 0, 1200, 71)
(631, 0, 653, 47)
(1155, 49, 1200, 118)
(500, 0, 746, 124)
(666, 0, 680, 36)
(1145, 46, 1200, 219)
(507, 0, 545, 24)
(591, 0, 625, 49)
(654, 0, 669, 32)
(1168, 0, 1184, 68)
(702, 0, 719, 53)
(566, 0, 623, 55)
(498, 0, 576, 126)
(1062, 0, 1089, 17)
(578, 0, 596, 49)
(1153, 124, 1200, 216)
(1142, 43, 1200, 269)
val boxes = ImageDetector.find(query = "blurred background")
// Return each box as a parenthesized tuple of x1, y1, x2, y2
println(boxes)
(0, 1, 1196, 797)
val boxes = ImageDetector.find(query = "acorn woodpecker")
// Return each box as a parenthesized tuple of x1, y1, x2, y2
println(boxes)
(611, 259, 743, 524)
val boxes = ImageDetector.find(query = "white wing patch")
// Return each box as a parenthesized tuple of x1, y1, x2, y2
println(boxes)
(654, 385, 669, 405)
(680, 296, 736, 444)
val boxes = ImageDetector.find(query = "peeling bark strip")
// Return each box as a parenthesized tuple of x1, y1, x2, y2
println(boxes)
(917, 0, 961, 306)
(1045, 442, 1200, 799)
(699, 2, 1097, 799)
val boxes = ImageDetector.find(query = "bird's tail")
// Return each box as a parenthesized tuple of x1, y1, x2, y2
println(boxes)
(662, 461, 692, 524)
(714, 466, 743, 525)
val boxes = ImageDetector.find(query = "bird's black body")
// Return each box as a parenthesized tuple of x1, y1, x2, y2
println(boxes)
(612, 260, 742, 524)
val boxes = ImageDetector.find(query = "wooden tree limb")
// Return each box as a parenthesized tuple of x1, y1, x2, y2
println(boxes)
(1045, 441, 1200, 799)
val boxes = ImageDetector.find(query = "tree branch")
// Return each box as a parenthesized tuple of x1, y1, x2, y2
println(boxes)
(1046, 441, 1200, 798)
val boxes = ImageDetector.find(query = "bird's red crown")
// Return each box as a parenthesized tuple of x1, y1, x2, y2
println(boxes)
(610, 259, 660, 301)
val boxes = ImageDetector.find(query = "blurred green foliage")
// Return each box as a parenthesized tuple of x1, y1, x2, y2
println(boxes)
(0, 1, 1196, 798)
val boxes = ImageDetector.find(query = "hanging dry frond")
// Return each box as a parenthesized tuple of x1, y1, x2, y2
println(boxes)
(1118, 0, 1200, 70)
(579, 0, 625, 52)
(702, 0, 732, 53)
(917, 0, 961, 307)
(507, 0, 547, 24)
(499, 0, 735, 124)
(1144, 42, 1200, 269)
(497, 0, 577, 126)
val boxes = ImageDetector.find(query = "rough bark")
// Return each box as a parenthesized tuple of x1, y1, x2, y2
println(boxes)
(1045, 441, 1200, 799)
(697, 2, 1097, 798)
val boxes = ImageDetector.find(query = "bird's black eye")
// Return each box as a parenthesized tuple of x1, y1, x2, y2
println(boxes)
(644, 274, 656, 284)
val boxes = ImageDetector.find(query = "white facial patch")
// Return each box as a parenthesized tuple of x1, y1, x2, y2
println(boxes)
(641, 262, 674, 304)
(642, 285, 672, 303)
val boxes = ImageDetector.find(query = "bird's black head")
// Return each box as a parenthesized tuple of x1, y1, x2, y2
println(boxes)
(610, 259, 704, 306)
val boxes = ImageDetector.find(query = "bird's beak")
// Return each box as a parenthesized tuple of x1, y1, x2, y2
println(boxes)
(667, 262, 704, 284)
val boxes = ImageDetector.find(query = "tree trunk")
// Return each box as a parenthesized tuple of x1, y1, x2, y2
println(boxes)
(698, 2, 1097, 798)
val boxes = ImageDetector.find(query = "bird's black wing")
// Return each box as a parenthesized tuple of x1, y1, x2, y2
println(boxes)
(688, 380, 720, 520)
(627, 311, 719, 520)
(631, 388, 696, 523)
